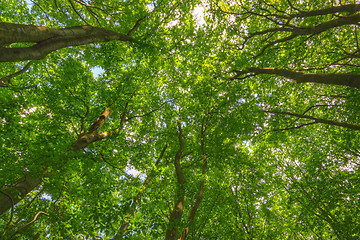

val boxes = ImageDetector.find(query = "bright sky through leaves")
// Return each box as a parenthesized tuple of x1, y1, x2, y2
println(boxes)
(1, 0, 360, 239)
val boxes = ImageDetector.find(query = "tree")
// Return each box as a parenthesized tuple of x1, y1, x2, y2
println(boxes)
(1, 0, 360, 239)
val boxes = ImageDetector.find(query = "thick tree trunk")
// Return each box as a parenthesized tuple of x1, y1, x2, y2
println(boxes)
(0, 23, 132, 62)
(237, 68, 360, 88)
(0, 175, 42, 216)
(0, 107, 112, 216)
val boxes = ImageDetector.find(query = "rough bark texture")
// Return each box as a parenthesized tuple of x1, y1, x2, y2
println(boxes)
(166, 118, 185, 240)
(236, 68, 360, 88)
(0, 23, 133, 62)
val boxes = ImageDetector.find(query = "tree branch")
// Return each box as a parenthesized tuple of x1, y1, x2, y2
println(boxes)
(1, 105, 114, 215)
(242, 11, 360, 57)
(271, 121, 317, 132)
(234, 67, 360, 88)
(0, 175, 42, 217)
(6, 211, 49, 240)
(67, 0, 90, 25)
(267, 110, 360, 130)
(125, 102, 166, 122)
(127, 17, 146, 36)
(287, 4, 360, 18)
(0, 23, 133, 62)
(0, 62, 32, 87)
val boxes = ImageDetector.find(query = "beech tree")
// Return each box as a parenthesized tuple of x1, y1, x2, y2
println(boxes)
(1, 0, 360, 239)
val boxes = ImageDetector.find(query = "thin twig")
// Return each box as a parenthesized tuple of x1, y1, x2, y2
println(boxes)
(67, 0, 90, 25)
(271, 121, 317, 131)
(127, 17, 147, 36)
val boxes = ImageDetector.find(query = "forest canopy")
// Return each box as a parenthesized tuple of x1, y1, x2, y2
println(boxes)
(0, 0, 359, 239)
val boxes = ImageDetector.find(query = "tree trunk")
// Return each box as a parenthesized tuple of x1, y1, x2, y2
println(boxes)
(166, 118, 185, 240)
(0, 175, 42, 216)
(178, 126, 207, 240)
(0, 23, 133, 62)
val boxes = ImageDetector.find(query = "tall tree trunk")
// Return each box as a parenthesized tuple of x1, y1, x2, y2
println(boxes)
(178, 124, 208, 240)
(166, 118, 185, 240)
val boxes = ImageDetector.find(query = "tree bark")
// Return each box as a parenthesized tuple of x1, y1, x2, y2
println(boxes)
(0, 175, 42, 216)
(0, 23, 133, 62)
(166, 118, 185, 240)
(236, 68, 360, 88)
(179, 125, 207, 240)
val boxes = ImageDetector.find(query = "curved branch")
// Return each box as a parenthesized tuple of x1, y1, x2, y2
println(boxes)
(127, 17, 146, 36)
(0, 23, 133, 62)
(246, 13, 360, 57)
(0, 62, 32, 87)
(7, 211, 49, 240)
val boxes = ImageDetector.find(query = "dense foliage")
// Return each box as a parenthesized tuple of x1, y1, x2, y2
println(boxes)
(1, 0, 359, 239)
